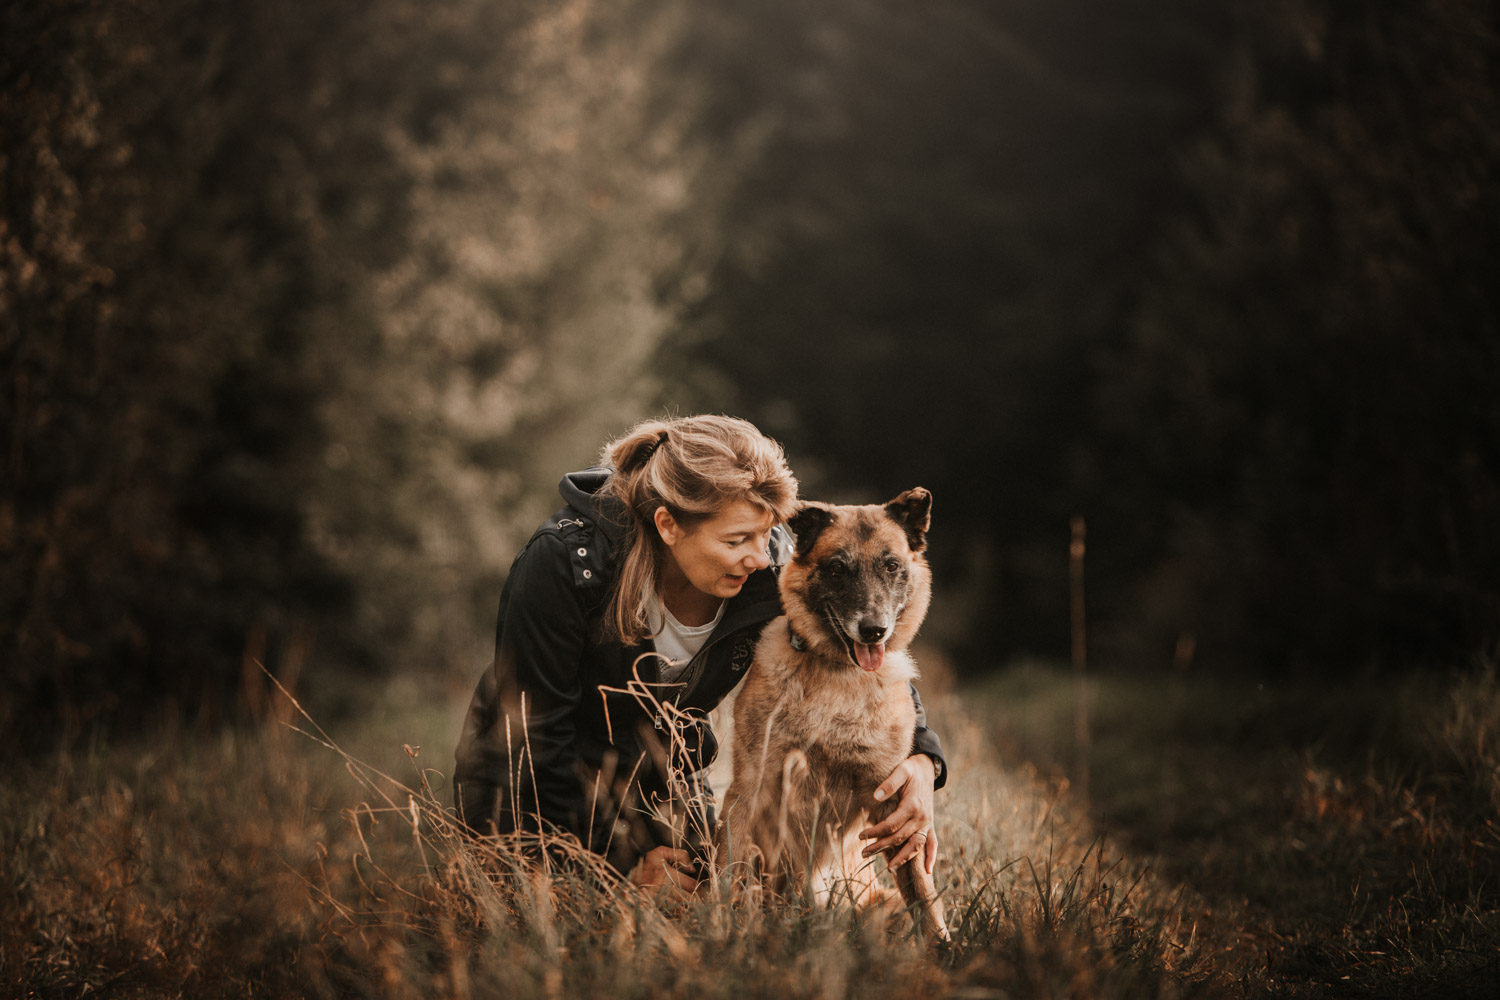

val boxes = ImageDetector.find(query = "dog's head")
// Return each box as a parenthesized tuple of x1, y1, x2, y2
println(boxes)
(780, 488, 933, 673)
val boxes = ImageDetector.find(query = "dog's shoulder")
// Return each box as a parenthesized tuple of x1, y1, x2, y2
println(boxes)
(734, 617, 797, 713)
(745, 616, 794, 678)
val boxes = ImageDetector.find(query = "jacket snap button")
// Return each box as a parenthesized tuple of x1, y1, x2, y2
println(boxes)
(582, 569, 592, 579)
(577, 547, 587, 556)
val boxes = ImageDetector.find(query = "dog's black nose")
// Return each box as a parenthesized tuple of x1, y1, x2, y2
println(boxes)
(858, 622, 888, 644)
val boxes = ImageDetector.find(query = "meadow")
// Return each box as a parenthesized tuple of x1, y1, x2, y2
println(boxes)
(3, 659, 1497, 998)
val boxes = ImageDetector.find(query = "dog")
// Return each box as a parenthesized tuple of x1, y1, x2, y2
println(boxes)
(718, 487, 947, 939)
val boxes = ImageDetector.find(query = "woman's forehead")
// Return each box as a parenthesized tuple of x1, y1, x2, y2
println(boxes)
(706, 500, 777, 534)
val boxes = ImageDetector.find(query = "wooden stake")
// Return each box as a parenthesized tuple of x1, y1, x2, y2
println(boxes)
(1070, 516, 1089, 803)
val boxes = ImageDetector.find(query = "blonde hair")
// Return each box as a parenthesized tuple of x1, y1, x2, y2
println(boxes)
(597, 414, 798, 645)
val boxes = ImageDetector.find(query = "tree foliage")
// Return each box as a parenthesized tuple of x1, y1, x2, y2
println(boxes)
(3, 0, 344, 726)
(675, 0, 1500, 671)
(1092, 0, 1500, 667)
(672, 0, 1237, 659)
(3, 0, 1495, 742)
(2, 0, 713, 735)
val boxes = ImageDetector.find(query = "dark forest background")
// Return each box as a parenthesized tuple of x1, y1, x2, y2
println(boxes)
(4, 0, 1497, 741)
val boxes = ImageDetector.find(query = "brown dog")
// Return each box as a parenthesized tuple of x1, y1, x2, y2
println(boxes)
(719, 488, 947, 939)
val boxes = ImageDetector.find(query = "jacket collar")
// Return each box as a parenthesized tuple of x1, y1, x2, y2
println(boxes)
(558, 467, 628, 560)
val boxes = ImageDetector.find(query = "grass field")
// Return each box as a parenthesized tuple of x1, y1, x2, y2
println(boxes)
(972, 660, 1500, 998)
(3, 659, 1497, 998)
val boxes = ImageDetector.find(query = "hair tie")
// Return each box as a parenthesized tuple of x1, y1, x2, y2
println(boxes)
(640, 429, 669, 463)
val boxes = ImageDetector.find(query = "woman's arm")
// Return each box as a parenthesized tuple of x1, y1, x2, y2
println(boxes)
(454, 531, 593, 839)
(909, 682, 948, 789)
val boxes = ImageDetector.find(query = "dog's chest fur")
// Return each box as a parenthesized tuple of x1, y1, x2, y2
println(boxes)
(732, 625, 918, 788)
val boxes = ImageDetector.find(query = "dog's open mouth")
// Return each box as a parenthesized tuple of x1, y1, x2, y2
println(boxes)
(852, 641, 885, 672)
(825, 612, 887, 672)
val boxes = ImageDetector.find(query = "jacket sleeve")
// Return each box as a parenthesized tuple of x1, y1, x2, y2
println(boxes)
(453, 531, 595, 838)
(908, 682, 950, 791)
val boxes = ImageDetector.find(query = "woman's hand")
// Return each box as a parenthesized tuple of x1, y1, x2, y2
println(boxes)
(858, 754, 938, 874)
(630, 845, 701, 895)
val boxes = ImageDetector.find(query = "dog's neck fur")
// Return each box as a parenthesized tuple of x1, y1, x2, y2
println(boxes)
(783, 618, 918, 685)
(787, 620, 809, 652)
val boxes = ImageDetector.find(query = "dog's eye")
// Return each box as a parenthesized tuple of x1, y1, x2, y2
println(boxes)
(883, 558, 902, 574)
(824, 561, 849, 577)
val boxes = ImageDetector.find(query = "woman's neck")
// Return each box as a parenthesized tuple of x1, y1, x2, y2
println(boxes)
(658, 571, 723, 627)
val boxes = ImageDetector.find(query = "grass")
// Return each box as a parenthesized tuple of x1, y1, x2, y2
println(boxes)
(971, 659, 1500, 998)
(3, 660, 1497, 998)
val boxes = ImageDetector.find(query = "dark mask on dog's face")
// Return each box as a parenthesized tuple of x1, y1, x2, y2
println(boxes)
(785, 489, 932, 672)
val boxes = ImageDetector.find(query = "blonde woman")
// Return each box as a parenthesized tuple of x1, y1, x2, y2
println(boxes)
(453, 415, 947, 891)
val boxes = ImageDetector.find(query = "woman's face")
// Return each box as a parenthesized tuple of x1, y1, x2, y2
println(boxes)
(655, 500, 777, 600)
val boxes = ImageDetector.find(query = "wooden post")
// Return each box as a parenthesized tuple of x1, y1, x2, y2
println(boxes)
(1070, 516, 1089, 804)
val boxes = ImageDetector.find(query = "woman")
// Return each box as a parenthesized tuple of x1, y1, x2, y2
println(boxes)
(453, 414, 947, 891)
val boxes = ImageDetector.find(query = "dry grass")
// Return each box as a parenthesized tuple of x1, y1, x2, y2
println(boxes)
(972, 658, 1500, 998)
(6, 661, 1496, 998)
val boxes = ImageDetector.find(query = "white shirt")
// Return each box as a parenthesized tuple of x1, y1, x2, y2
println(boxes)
(644, 590, 725, 684)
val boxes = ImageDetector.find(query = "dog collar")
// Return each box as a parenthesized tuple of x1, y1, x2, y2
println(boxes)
(787, 621, 808, 652)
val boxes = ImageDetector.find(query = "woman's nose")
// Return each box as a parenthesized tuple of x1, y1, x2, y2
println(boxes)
(745, 537, 772, 570)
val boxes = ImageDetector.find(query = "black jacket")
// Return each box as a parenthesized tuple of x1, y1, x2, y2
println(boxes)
(452, 468, 947, 871)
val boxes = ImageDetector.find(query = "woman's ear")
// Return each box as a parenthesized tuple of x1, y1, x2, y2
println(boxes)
(653, 505, 681, 547)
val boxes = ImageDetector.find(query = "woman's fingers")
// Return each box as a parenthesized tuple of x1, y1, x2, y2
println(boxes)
(632, 846, 700, 892)
(861, 812, 931, 859)
(859, 755, 939, 869)
(890, 828, 929, 869)
(662, 864, 699, 891)
(872, 819, 929, 866)
(871, 761, 912, 805)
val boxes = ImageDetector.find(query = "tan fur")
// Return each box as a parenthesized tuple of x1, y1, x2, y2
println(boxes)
(719, 492, 948, 939)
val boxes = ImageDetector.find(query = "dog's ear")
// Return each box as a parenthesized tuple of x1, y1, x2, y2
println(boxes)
(884, 488, 932, 552)
(787, 503, 833, 558)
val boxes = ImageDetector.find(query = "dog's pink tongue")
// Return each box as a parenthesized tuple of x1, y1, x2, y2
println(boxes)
(855, 642, 885, 672)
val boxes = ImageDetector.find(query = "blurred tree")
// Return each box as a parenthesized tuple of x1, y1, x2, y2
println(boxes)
(2, 0, 344, 733)
(674, 0, 1498, 673)
(9, 0, 1489, 741)
(669, 0, 1232, 661)
(1095, 0, 1500, 669)
(303, 0, 733, 677)
(2, 0, 720, 738)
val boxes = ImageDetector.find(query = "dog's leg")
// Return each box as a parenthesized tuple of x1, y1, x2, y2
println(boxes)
(864, 797, 949, 941)
(888, 848, 949, 941)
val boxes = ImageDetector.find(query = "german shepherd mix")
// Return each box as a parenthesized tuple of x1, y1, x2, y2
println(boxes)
(719, 488, 947, 939)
